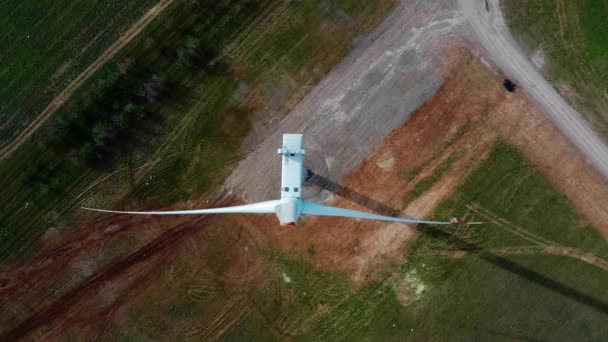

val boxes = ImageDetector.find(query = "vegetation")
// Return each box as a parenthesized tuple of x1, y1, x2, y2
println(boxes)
(45, 1, 249, 168)
(0, 0, 397, 264)
(220, 142, 608, 340)
(504, 0, 608, 134)
(400, 141, 608, 340)
(436, 142, 608, 257)
(0, 0, 158, 146)
(0, 0, 268, 260)
(250, 254, 402, 341)
(402, 153, 461, 205)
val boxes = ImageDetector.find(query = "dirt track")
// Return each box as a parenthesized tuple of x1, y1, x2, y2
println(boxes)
(467, 203, 608, 272)
(4, 0, 608, 339)
(0, 0, 174, 160)
(227, 0, 608, 204)
(0, 198, 231, 341)
(459, 0, 608, 179)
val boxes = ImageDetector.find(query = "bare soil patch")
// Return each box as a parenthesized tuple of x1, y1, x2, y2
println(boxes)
(0, 197, 253, 340)
(227, 50, 499, 283)
(234, 48, 608, 285)
(4, 47, 608, 338)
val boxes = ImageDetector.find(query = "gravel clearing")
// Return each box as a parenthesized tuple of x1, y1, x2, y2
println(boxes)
(228, 0, 608, 204)
(227, 1, 463, 202)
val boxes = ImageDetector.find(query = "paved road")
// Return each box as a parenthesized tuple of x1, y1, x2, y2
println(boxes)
(459, 0, 608, 179)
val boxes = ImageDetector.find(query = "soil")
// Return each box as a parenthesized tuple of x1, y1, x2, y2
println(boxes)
(0, 198, 232, 340)
(227, 48, 608, 289)
(220, 51, 485, 283)
(5, 45, 608, 340)
(4, 0, 608, 338)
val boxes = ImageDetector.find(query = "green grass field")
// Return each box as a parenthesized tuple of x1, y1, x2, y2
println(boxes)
(504, 0, 608, 134)
(203, 141, 608, 340)
(9, 1, 607, 339)
(0, 0, 394, 324)
(0, 0, 396, 262)
(0, 0, 158, 146)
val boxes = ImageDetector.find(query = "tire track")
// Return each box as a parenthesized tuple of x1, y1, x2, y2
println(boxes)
(466, 203, 558, 247)
(454, 203, 608, 272)
(459, 0, 608, 180)
(0, 197, 234, 341)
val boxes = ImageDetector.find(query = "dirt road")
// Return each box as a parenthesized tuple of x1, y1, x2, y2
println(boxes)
(228, 0, 608, 204)
(6, 0, 608, 338)
(0, 0, 174, 160)
(467, 203, 608, 272)
(459, 0, 608, 179)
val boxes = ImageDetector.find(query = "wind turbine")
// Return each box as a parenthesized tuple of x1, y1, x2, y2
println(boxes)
(83, 134, 484, 226)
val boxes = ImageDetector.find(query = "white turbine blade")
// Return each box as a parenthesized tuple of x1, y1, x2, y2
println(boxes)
(302, 201, 453, 225)
(82, 200, 280, 215)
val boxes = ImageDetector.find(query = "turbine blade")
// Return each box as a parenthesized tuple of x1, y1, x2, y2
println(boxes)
(301, 201, 485, 225)
(82, 200, 280, 215)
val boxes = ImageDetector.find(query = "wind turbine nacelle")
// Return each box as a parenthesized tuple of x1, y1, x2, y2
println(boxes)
(278, 134, 306, 199)
(275, 198, 303, 227)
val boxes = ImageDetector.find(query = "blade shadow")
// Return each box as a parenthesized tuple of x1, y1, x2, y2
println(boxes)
(471, 326, 547, 342)
(305, 171, 608, 316)
(305, 170, 398, 217)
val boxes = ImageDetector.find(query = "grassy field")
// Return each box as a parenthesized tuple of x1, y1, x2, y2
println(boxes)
(4, 2, 607, 339)
(0, 0, 398, 333)
(503, 0, 608, 134)
(403, 142, 608, 340)
(0, 0, 158, 146)
(0, 0, 396, 261)
(191, 141, 608, 341)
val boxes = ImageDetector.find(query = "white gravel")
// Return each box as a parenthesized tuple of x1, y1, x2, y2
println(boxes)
(226, 0, 608, 203)
(459, 0, 608, 179)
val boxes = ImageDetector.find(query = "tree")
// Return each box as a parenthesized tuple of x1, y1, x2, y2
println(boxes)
(137, 74, 166, 102)
(77, 142, 95, 162)
(184, 35, 201, 57)
(111, 111, 129, 129)
(91, 123, 113, 147)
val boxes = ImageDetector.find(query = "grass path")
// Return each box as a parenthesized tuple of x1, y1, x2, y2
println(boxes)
(0, 0, 174, 161)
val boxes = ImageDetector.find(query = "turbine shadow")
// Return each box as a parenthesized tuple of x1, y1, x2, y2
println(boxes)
(305, 170, 398, 217)
(471, 326, 547, 342)
(305, 171, 608, 316)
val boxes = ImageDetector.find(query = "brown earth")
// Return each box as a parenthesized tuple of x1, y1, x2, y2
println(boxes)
(4, 49, 608, 339)
(490, 89, 608, 237)
(224, 47, 608, 286)
(0, 198, 232, 340)
(225, 50, 501, 284)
